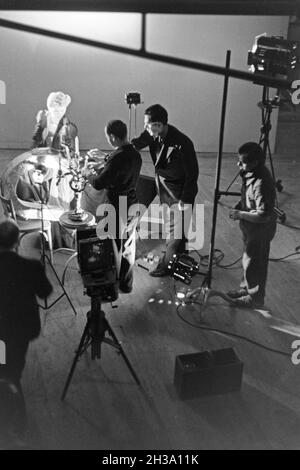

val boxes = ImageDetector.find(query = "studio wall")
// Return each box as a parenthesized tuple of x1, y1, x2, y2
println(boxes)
(0, 11, 289, 152)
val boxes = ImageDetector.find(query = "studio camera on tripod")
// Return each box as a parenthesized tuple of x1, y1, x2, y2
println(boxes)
(61, 226, 140, 400)
(76, 226, 118, 302)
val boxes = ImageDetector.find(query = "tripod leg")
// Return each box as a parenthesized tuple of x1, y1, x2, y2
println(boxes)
(44, 254, 78, 316)
(61, 322, 90, 401)
(105, 321, 140, 385)
(266, 141, 277, 183)
(266, 140, 283, 192)
(61, 251, 78, 286)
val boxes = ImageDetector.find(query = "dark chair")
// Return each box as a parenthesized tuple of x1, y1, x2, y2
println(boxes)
(0, 193, 53, 262)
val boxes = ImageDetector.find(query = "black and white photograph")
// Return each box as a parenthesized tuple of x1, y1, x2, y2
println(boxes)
(0, 0, 300, 452)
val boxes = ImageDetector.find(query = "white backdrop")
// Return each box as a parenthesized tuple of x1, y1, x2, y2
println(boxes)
(0, 12, 289, 152)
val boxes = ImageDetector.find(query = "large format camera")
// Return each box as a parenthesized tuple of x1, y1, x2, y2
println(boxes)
(76, 227, 118, 302)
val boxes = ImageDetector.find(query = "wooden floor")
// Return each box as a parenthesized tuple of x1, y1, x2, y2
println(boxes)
(1, 127, 300, 449)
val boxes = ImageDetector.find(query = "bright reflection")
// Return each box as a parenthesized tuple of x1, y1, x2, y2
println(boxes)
(0, 11, 142, 49)
(176, 292, 185, 299)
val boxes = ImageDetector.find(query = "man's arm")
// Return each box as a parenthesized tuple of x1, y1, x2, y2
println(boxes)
(180, 138, 199, 204)
(88, 156, 117, 191)
(131, 130, 153, 151)
(230, 178, 276, 224)
(230, 209, 270, 223)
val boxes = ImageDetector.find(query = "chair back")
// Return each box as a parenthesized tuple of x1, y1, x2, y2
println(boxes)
(0, 194, 17, 220)
(1, 150, 73, 221)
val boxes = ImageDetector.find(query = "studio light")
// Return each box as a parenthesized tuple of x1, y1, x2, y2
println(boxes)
(248, 33, 298, 78)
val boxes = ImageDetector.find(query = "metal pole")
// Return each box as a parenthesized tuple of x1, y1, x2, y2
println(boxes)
(206, 50, 231, 288)
(141, 13, 146, 52)
(128, 104, 132, 140)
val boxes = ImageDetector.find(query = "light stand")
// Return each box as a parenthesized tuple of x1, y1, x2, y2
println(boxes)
(38, 197, 78, 315)
(224, 86, 286, 224)
(187, 51, 235, 309)
(61, 295, 140, 401)
(125, 92, 141, 140)
(258, 86, 286, 222)
(128, 104, 139, 140)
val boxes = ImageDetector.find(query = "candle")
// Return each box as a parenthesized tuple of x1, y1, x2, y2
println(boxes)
(83, 155, 88, 171)
(75, 136, 80, 155)
(65, 145, 70, 161)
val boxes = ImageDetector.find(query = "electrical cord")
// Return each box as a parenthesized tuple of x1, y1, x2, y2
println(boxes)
(190, 248, 241, 271)
(277, 221, 300, 231)
(175, 302, 291, 358)
(189, 245, 300, 275)
(172, 281, 291, 358)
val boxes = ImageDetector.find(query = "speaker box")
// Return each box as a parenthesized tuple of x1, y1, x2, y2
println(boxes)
(174, 348, 243, 399)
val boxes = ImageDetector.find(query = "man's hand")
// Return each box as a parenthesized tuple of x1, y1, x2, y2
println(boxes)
(81, 165, 96, 179)
(229, 209, 241, 220)
(178, 200, 189, 211)
(86, 148, 107, 161)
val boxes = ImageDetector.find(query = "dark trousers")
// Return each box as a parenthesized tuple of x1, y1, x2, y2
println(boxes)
(96, 197, 138, 293)
(0, 335, 29, 435)
(114, 214, 138, 293)
(240, 221, 276, 303)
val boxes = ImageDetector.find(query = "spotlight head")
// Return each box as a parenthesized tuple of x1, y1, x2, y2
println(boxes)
(125, 92, 141, 105)
(248, 33, 299, 83)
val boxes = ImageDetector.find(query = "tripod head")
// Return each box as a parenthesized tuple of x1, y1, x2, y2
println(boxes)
(257, 95, 280, 111)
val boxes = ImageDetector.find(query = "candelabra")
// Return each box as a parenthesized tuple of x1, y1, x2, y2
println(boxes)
(57, 137, 89, 223)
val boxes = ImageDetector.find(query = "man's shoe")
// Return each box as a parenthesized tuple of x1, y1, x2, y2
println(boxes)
(149, 267, 168, 277)
(232, 295, 264, 309)
(226, 288, 248, 299)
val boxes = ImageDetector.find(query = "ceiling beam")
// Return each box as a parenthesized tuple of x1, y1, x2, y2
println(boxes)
(0, 17, 291, 90)
(0, 0, 298, 15)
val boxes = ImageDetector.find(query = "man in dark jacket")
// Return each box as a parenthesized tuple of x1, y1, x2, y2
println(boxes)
(228, 142, 277, 308)
(132, 104, 199, 276)
(85, 120, 142, 293)
(0, 219, 53, 435)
